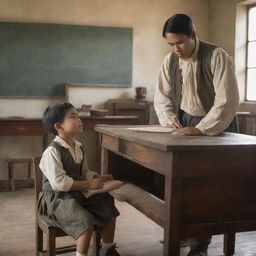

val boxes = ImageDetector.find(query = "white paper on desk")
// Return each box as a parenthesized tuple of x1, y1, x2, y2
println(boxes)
(126, 126, 176, 133)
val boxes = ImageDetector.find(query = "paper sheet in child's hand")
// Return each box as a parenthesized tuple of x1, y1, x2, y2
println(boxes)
(126, 126, 176, 133)
(82, 180, 125, 198)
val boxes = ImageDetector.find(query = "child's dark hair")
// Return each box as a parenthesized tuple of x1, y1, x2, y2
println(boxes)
(42, 102, 74, 135)
(162, 14, 194, 38)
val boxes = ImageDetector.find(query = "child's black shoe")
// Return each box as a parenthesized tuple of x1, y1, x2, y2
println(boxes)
(98, 243, 119, 256)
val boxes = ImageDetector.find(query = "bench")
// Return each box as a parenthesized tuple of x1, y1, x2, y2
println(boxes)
(109, 183, 164, 227)
(110, 182, 236, 256)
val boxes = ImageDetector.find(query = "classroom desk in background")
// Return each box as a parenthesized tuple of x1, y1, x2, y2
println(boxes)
(0, 118, 48, 149)
(96, 125, 256, 256)
(0, 116, 138, 150)
(81, 115, 138, 130)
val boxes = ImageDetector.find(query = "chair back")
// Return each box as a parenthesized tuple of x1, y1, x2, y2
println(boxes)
(32, 156, 42, 201)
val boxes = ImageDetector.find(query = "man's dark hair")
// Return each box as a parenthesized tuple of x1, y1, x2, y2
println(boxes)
(42, 102, 74, 135)
(162, 14, 194, 38)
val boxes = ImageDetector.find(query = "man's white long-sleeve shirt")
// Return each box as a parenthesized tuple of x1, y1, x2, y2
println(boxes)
(154, 38, 239, 135)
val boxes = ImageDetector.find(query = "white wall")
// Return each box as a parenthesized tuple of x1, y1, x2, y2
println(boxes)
(208, 0, 238, 57)
(0, 0, 210, 113)
(0, 0, 210, 180)
(208, 0, 256, 111)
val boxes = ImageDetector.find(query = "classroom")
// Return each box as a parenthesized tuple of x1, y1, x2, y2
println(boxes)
(1, 0, 256, 256)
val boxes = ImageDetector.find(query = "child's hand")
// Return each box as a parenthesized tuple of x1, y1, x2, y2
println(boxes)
(87, 178, 104, 189)
(97, 174, 113, 181)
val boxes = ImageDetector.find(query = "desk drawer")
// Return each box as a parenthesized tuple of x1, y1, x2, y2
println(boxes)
(118, 140, 172, 175)
(0, 122, 46, 135)
(102, 134, 119, 152)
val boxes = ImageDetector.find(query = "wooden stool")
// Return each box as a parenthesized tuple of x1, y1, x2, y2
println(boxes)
(6, 158, 33, 191)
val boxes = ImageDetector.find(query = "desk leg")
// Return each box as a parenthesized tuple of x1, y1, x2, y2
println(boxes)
(101, 147, 109, 175)
(164, 174, 182, 256)
(223, 232, 235, 256)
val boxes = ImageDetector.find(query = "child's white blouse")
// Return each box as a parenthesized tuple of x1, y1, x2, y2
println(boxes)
(39, 136, 97, 192)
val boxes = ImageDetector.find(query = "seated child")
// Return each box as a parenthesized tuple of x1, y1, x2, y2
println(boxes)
(38, 102, 120, 256)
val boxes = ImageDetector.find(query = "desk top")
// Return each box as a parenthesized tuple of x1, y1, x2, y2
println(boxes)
(95, 125, 256, 151)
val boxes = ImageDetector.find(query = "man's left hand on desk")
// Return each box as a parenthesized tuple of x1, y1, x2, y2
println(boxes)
(172, 127, 202, 136)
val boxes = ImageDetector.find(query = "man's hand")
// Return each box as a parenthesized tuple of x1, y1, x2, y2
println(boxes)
(172, 127, 202, 136)
(166, 122, 183, 129)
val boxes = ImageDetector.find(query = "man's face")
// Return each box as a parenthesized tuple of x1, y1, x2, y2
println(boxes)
(165, 32, 196, 59)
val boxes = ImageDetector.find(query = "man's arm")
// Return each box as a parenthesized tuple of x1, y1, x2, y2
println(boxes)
(154, 53, 182, 128)
(194, 47, 239, 136)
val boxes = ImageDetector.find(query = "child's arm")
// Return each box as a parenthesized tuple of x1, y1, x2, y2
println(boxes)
(40, 146, 106, 192)
(93, 174, 113, 181)
(40, 146, 74, 192)
(69, 177, 105, 191)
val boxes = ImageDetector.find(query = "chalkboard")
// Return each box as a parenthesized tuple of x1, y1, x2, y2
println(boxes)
(0, 22, 133, 97)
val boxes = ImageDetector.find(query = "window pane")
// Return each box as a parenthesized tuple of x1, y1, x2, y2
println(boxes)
(248, 6, 256, 41)
(248, 41, 256, 67)
(247, 68, 256, 101)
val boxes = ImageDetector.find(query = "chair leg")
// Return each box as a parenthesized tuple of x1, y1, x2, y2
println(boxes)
(47, 228, 56, 256)
(36, 225, 43, 256)
(223, 232, 235, 256)
(92, 229, 101, 256)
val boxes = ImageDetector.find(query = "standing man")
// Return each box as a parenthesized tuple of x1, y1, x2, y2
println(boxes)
(154, 14, 239, 256)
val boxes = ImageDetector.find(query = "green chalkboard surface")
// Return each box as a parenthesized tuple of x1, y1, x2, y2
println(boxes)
(0, 22, 132, 97)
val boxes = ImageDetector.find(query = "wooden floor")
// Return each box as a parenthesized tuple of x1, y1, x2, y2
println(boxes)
(1, 188, 256, 256)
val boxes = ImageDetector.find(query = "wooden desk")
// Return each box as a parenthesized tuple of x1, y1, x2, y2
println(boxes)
(0, 118, 48, 148)
(0, 116, 138, 149)
(95, 125, 256, 256)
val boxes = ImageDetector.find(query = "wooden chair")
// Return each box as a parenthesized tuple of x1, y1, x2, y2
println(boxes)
(33, 156, 101, 256)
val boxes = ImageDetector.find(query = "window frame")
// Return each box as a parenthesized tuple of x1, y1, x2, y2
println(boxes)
(246, 4, 256, 101)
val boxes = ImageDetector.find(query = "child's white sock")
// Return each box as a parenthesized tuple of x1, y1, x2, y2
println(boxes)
(101, 242, 115, 250)
(76, 252, 87, 256)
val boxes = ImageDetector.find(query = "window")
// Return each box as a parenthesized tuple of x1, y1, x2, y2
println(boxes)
(246, 5, 256, 101)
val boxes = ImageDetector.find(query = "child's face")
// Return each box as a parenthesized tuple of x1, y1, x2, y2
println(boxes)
(58, 107, 83, 136)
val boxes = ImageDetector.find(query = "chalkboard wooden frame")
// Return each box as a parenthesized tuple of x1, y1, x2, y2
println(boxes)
(0, 22, 133, 98)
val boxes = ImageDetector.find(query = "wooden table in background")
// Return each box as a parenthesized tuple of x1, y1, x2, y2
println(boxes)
(105, 99, 151, 124)
(96, 125, 256, 256)
(0, 116, 138, 149)
(0, 118, 48, 149)
(80, 115, 139, 130)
